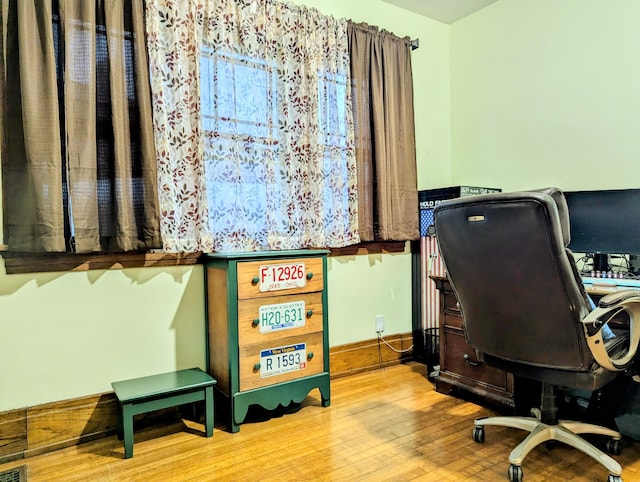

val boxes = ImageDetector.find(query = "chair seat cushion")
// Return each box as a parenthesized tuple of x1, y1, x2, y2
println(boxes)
(483, 354, 619, 392)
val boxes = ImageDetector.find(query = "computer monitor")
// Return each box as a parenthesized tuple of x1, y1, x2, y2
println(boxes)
(564, 188, 640, 273)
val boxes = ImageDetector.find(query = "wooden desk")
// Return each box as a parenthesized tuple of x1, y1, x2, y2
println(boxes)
(431, 276, 514, 408)
(431, 276, 637, 411)
(586, 286, 640, 298)
(583, 276, 640, 297)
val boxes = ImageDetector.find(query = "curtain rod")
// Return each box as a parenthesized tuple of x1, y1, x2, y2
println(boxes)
(347, 20, 419, 50)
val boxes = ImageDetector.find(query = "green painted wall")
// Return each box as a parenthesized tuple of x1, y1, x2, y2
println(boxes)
(0, 266, 206, 409)
(0, 0, 449, 411)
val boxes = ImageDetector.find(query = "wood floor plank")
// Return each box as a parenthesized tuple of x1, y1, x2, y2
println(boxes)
(1, 362, 639, 481)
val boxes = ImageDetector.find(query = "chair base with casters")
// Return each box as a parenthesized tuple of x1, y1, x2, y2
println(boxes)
(472, 382, 623, 482)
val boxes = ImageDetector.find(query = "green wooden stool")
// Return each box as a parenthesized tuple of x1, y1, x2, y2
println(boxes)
(111, 368, 216, 458)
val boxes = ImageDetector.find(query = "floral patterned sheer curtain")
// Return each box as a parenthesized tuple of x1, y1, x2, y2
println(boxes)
(146, 0, 359, 253)
(145, 0, 214, 253)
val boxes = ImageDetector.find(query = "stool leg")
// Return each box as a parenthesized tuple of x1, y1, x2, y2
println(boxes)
(204, 386, 214, 437)
(116, 403, 124, 441)
(122, 404, 134, 458)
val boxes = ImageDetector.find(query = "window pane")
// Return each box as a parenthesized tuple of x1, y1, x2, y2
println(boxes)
(201, 48, 275, 140)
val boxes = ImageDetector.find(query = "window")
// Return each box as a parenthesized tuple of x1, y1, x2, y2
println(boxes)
(200, 46, 279, 247)
(192, 2, 359, 253)
(145, 1, 418, 254)
(200, 45, 355, 251)
(200, 48, 277, 141)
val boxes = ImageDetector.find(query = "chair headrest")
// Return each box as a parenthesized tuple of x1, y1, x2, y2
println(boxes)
(528, 187, 570, 246)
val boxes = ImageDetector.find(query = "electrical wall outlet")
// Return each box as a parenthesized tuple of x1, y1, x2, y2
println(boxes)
(375, 315, 384, 333)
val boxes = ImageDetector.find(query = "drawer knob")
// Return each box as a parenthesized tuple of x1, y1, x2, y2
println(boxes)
(253, 363, 261, 371)
(252, 318, 260, 327)
(306, 272, 314, 280)
(463, 353, 480, 367)
(307, 352, 314, 360)
(251, 276, 260, 285)
(306, 310, 313, 318)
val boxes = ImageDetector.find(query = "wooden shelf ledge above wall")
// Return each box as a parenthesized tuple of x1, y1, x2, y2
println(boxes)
(1, 251, 202, 275)
(1, 242, 408, 275)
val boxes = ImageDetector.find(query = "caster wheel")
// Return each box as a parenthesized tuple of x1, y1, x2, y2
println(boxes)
(606, 438, 622, 456)
(507, 464, 523, 482)
(472, 426, 485, 443)
(607, 475, 622, 482)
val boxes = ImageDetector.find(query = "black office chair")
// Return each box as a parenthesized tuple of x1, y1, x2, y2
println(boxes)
(433, 188, 640, 482)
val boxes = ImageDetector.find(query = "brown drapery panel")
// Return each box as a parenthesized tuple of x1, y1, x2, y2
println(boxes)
(348, 22, 419, 241)
(1, 0, 160, 253)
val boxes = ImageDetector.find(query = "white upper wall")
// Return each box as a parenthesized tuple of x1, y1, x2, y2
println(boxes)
(450, 0, 640, 191)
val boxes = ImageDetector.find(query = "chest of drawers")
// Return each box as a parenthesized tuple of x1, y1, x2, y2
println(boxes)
(202, 250, 330, 432)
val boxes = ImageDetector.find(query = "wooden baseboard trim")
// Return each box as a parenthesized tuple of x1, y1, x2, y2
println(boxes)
(329, 332, 413, 378)
(0, 333, 415, 462)
(0, 409, 27, 464)
(0, 393, 118, 464)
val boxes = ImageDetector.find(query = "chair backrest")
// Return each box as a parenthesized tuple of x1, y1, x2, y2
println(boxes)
(434, 189, 593, 371)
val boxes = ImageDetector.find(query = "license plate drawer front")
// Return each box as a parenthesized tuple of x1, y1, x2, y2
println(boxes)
(238, 292, 324, 346)
(237, 258, 324, 299)
(239, 332, 324, 391)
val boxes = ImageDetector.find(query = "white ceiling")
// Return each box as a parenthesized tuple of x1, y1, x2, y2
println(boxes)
(381, 0, 498, 24)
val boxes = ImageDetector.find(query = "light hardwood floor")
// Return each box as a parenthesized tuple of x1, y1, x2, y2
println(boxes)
(1, 362, 639, 481)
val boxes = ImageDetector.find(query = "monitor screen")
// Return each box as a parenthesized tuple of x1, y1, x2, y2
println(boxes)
(564, 188, 640, 256)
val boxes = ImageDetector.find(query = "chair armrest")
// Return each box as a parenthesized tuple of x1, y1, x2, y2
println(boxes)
(582, 289, 640, 371)
(599, 290, 640, 308)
